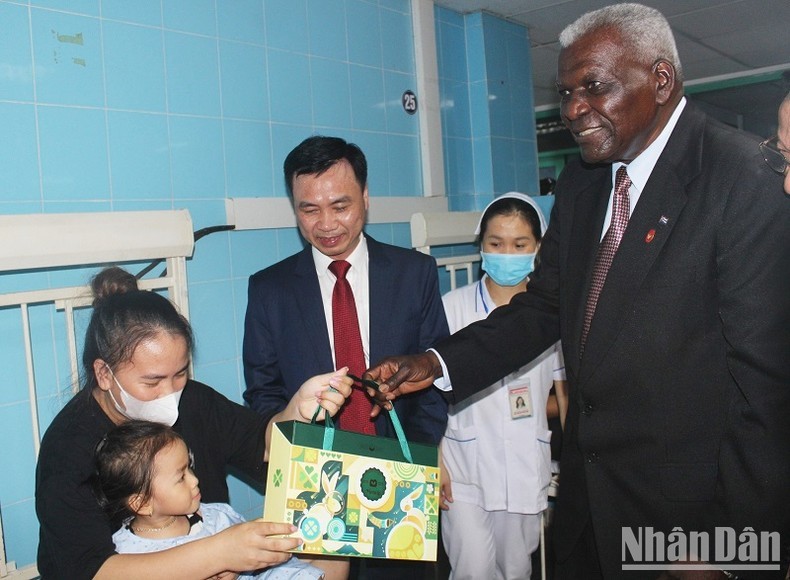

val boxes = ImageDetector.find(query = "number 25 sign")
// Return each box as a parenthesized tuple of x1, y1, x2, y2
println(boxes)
(402, 90, 417, 115)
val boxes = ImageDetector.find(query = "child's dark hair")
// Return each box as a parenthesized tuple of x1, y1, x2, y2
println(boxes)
(93, 420, 184, 521)
(477, 197, 543, 245)
(82, 266, 193, 392)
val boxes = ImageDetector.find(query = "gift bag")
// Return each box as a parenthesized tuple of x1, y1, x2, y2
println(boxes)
(263, 408, 440, 561)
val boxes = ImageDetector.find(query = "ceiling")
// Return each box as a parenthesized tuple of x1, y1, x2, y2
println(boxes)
(434, 0, 790, 141)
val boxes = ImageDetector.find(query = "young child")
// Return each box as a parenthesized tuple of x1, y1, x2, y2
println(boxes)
(93, 420, 324, 579)
(439, 193, 568, 579)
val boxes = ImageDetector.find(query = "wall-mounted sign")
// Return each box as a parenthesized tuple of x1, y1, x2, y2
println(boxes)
(402, 90, 417, 115)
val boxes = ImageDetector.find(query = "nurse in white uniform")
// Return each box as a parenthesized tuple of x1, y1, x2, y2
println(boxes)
(440, 193, 568, 580)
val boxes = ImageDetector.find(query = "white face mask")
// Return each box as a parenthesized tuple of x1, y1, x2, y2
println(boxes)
(106, 366, 182, 426)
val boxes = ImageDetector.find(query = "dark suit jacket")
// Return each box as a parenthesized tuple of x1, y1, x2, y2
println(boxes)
(435, 102, 790, 577)
(243, 235, 450, 445)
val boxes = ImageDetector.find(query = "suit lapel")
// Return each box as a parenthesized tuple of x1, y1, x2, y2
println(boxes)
(578, 103, 702, 383)
(564, 168, 611, 373)
(366, 236, 393, 365)
(292, 247, 335, 370)
(291, 236, 394, 372)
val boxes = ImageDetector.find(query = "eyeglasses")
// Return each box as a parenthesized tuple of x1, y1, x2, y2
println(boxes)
(759, 136, 789, 175)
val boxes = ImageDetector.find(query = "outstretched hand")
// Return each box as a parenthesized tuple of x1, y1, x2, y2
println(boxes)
(216, 520, 301, 572)
(265, 368, 354, 460)
(293, 367, 353, 422)
(363, 352, 443, 415)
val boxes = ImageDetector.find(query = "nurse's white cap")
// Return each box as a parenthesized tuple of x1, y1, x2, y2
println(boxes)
(474, 192, 548, 236)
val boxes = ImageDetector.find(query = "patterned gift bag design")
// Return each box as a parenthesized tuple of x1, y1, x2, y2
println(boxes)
(264, 421, 440, 561)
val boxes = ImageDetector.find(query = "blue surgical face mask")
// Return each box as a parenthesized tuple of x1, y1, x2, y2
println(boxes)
(480, 252, 536, 286)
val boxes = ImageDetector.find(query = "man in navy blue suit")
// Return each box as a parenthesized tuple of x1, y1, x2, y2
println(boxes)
(243, 135, 449, 579)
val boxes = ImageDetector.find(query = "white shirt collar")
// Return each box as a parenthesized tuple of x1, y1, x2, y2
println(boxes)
(313, 234, 368, 278)
(615, 96, 687, 190)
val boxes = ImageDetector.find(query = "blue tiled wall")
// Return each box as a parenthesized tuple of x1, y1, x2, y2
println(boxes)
(0, 0, 539, 569)
(435, 6, 539, 211)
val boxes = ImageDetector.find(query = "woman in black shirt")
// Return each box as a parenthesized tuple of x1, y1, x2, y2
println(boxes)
(36, 266, 352, 579)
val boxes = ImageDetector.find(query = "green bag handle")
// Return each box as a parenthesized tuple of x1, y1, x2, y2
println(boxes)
(310, 397, 414, 464)
(310, 405, 337, 453)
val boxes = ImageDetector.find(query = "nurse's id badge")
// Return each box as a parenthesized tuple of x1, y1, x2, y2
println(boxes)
(509, 382, 532, 419)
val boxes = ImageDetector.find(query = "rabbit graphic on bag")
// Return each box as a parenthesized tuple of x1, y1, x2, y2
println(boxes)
(298, 468, 345, 539)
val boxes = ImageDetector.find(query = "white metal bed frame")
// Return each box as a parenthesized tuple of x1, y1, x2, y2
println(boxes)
(0, 210, 194, 578)
(410, 211, 481, 290)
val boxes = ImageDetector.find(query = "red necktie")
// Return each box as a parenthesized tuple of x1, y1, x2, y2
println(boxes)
(329, 260, 375, 434)
(581, 166, 631, 352)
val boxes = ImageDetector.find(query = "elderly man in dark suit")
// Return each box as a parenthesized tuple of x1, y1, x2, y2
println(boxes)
(366, 4, 790, 579)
